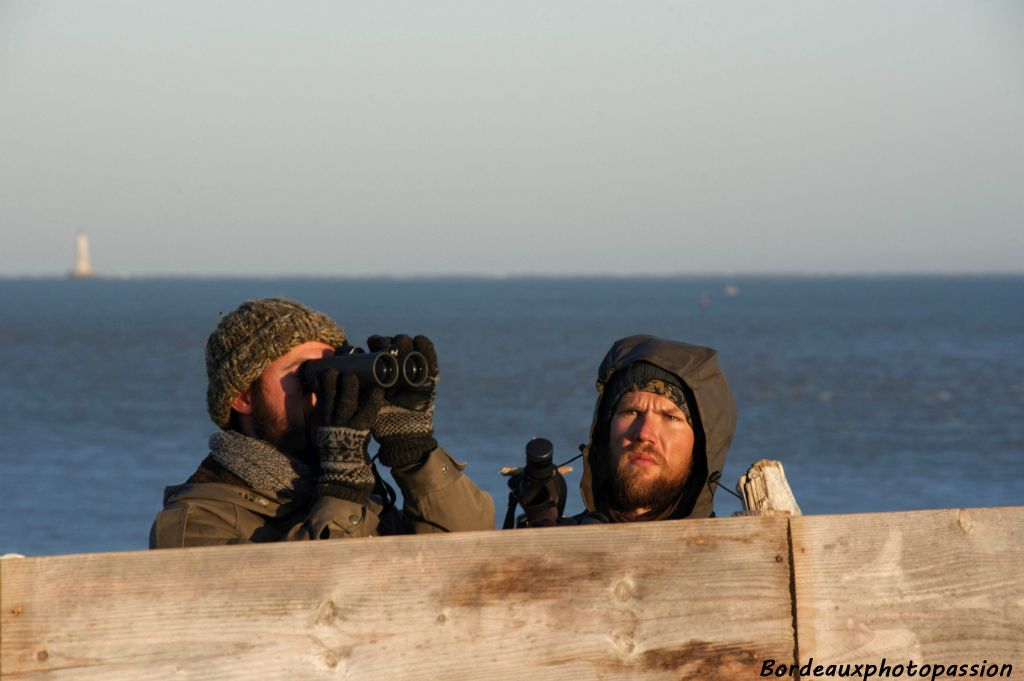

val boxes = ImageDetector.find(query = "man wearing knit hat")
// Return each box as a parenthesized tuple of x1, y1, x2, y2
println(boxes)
(516, 335, 737, 526)
(150, 298, 494, 547)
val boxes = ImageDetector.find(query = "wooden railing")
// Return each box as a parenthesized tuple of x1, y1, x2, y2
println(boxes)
(2, 507, 1021, 679)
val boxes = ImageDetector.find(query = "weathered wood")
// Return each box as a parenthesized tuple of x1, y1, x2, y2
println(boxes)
(499, 465, 574, 476)
(792, 507, 1024, 668)
(736, 459, 801, 516)
(1, 517, 794, 680)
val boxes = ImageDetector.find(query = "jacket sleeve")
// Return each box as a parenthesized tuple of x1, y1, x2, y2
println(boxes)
(287, 495, 383, 541)
(390, 447, 495, 533)
(150, 490, 386, 548)
(150, 501, 245, 548)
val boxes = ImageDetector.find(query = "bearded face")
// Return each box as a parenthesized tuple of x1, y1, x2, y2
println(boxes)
(607, 390, 695, 515)
(243, 341, 335, 460)
(249, 379, 308, 459)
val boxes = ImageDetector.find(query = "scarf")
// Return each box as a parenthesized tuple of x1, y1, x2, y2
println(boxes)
(208, 430, 315, 499)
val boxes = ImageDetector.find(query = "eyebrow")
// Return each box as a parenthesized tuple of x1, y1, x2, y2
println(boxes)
(618, 401, 684, 417)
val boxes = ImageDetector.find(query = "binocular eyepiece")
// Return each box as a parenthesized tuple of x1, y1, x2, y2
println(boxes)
(300, 344, 428, 390)
(524, 438, 555, 482)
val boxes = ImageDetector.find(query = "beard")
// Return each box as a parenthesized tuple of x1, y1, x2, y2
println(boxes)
(610, 443, 692, 514)
(250, 386, 308, 460)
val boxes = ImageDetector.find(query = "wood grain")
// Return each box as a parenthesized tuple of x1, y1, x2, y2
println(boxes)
(1, 516, 793, 680)
(792, 507, 1024, 668)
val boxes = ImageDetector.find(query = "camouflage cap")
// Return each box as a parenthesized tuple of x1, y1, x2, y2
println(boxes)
(602, 361, 692, 427)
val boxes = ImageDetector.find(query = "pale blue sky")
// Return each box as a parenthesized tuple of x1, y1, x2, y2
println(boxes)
(1, 1, 1022, 276)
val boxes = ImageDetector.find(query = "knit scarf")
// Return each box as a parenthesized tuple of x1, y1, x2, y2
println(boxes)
(209, 430, 315, 499)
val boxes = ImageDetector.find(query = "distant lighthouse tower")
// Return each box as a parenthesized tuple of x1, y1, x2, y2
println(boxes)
(69, 231, 96, 278)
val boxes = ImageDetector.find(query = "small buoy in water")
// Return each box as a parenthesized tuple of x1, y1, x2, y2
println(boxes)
(724, 284, 740, 296)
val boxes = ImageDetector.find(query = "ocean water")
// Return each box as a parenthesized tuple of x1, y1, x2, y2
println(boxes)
(0, 276, 1021, 556)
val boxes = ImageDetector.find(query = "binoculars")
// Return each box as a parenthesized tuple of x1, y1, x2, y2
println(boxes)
(300, 343, 428, 390)
(501, 437, 568, 528)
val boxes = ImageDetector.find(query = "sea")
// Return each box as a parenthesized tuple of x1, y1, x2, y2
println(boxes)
(1, 276, 1021, 556)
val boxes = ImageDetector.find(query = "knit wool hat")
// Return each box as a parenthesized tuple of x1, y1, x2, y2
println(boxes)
(601, 361, 692, 428)
(206, 298, 346, 428)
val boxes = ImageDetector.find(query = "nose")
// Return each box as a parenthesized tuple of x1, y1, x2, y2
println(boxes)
(631, 412, 657, 443)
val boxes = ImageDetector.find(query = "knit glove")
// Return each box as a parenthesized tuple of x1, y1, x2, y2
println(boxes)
(516, 469, 567, 528)
(366, 334, 438, 468)
(312, 369, 384, 504)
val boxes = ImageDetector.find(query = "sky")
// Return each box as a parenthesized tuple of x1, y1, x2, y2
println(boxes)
(1, 1, 1022, 277)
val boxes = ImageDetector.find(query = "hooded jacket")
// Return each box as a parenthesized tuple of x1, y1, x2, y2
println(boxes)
(579, 335, 737, 521)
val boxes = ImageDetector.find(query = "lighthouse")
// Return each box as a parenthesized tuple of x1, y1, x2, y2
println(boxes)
(69, 231, 96, 278)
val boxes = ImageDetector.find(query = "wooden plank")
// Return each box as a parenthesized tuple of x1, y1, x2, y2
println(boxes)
(792, 507, 1024, 670)
(1, 516, 793, 680)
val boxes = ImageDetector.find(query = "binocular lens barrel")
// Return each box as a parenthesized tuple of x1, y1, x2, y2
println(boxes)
(301, 351, 401, 389)
(301, 348, 430, 390)
(526, 437, 554, 466)
(401, 351, 428, 388)
(370, 353, 399, 388)
(524, 438, 554, 481)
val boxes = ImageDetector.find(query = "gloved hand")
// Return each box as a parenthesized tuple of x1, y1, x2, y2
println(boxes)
(312, 368, 384, 503)
(366, 334, 438, 468)
(515, 469, 567, 528)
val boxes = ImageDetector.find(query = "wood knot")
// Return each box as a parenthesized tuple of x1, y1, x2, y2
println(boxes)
(957, 509, 975, 534)
(313, 600, 340, 626)
(36, 650, 49, 662)
(11, 606, 23, 616)
(435, 613, 447, 624)
(614, 579, 636, 602)
(775, 554, 784, 563)
(612, 631, 636, 654)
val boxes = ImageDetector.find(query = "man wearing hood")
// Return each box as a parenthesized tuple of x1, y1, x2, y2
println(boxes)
(150, 297, 494, 547)
(520, 334, 736, 525)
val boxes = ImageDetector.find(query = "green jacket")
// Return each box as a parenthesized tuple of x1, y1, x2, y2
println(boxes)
(150, 447, 494, 547)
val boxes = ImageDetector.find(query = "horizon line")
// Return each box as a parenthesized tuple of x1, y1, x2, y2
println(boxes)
(2, 270, 1024, 281)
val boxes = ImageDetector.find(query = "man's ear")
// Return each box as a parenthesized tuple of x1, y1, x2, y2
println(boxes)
(231, 388, 254, 415)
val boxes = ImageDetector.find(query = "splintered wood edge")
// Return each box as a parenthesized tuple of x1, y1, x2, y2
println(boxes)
(738, 459, 801, 516)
